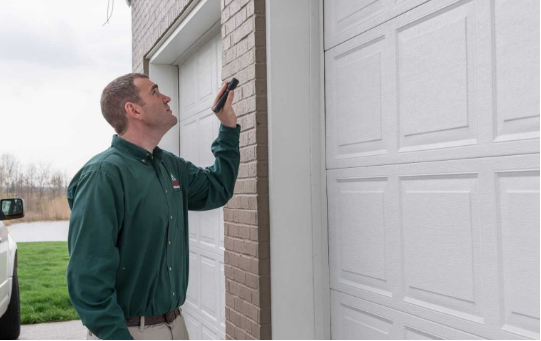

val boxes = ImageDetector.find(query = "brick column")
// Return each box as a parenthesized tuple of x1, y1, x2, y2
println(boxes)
(221, 0, 271, 339)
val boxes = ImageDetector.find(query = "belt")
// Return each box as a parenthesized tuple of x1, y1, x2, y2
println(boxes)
(125, 307, 181, 327)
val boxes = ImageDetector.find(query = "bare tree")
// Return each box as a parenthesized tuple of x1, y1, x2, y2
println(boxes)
(0, 154, 20, 195)
(13, 162, 24, 196)
(25, 162, 37, 194)
(36, 161, 51, 199)
(49, 170, 64, 198)
(62, 170, 70, 194)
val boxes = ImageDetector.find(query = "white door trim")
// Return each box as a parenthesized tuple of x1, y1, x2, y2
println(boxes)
(146, 0, 220, 156)
(147, 0, 219, 64)
(266, 0, 330, 338)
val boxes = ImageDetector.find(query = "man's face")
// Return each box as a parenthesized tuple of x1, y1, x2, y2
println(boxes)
(132, 77, 177, 133)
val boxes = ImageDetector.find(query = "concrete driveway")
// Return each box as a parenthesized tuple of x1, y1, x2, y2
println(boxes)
(19, 320, 87, 340)
(7, 220, 69, 243)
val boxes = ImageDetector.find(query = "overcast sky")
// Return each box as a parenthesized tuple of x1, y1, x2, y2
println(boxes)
(0, 1, 132, 179)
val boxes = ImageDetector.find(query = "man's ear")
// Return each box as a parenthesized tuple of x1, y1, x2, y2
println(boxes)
(125, 102, 143, 121)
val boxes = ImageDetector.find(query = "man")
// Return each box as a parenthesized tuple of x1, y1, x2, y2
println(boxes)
(66, 73, 240, 340)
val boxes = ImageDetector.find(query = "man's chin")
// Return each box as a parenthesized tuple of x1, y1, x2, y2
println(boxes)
(164, 116, 178, 132)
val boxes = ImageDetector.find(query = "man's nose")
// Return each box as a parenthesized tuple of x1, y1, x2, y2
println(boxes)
(163, 95, 171, 103)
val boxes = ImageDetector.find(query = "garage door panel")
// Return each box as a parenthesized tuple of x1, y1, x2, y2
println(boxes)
(496, 171, 540, 339)
(401, 173, 484, 324)
(216, 34, 222, 90)
(188, 211, 199, 244)
(179, 37, 220, 122)
(201, 254, 218, 322)
(184, 310, 201, 340)
(180, 117, 198, 163)
(199, 209, 220, 249)
(198, 40, 216, 105)
(324, 0, 431, 50)
(331, 291, 486, 339)
(199, 111, 220, 168)
(186, 251, 200, 311)
(325, 29, 392, 162)
(185, 246, 225, 336)
(328, 176, 395, 299)
(397, 1, 478, 152)
(220, 261, 226, 329)
(181, 110, 224, 255)
(327, 154, 539, 339)
(326, 0, 540, 170)
(184, 309, 225, 340)
(181, 117, 200, 246)
(493, 0, 540, 143)
(337, 52, 383, 146)
(179, 55, 197, 119)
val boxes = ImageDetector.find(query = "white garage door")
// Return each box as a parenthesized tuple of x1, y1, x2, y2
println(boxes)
(177, 31, 226, 340)
(324, 0, 540, 339)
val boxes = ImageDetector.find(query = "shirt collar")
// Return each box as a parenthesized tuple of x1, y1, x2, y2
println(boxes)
(111, 135, 163, 164)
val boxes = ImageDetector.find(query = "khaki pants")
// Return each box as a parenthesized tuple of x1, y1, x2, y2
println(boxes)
(87, 309, 189, 340)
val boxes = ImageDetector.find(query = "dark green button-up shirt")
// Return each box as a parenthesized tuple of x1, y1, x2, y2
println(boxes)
(66, 124, 240, 340)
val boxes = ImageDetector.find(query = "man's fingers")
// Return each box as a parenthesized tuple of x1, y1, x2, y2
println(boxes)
(219, 82, 228, 96)
(213, 82, 229, 106)
(225, 89, 234, 108)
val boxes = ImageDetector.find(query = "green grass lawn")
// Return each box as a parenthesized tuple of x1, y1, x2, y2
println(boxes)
(17, 241, 80, 324)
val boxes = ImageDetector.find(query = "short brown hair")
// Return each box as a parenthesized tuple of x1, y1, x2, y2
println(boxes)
(100, 73, 149, 135)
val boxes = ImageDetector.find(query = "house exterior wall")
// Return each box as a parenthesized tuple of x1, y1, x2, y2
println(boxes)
(130, 0, 271, 339)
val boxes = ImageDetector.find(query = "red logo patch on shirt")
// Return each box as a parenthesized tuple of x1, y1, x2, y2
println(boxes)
(171, 174, 180, 190)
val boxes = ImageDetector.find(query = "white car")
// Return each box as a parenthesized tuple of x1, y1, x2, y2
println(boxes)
(0, 198, 24, 340)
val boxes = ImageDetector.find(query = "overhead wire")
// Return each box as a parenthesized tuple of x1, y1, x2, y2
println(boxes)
(102, 0, 115, 26)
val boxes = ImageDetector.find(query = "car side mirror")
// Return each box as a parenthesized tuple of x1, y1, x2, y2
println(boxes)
(0, 198, 25, 221)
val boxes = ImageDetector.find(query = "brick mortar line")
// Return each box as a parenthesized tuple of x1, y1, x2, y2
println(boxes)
(236, 160, 261, 165)
(222, 45, 256, 68)
(238, 126, 256, 133)
(239, 144, 268, 150)
(224, 214, 261, 221)
(227, 310, 259, 327)
(226, 247, 266, 254)
(223, 1, 250, 15)
(222, 61, 267, 80)
(224, 235, 263, 241)
(235, 110, 265, 120)
(223, 222, 261, 228)
(227, 300, 260, 315)
(224, 208, 258, 213)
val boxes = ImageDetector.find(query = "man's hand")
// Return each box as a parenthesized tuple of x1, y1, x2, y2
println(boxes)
(212, 82, 237, 128)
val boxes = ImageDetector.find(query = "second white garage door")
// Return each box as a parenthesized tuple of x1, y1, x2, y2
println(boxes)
(324, 0, 539, 339)
(176, 29, 226, 340)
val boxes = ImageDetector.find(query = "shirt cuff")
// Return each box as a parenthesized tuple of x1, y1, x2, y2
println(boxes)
(219, 123, 241, 134)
